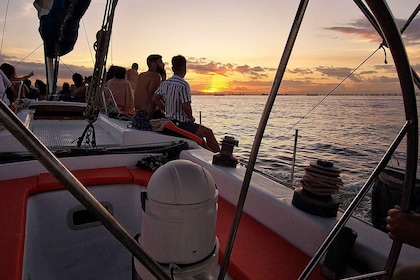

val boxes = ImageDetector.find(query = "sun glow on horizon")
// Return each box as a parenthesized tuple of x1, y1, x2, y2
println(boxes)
(201, 75, 230, 94)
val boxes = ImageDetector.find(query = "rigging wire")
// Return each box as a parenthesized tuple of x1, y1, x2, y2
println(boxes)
(0, 0, 10, 56)
(259, 44, 384, 157)
(56, 59, 75, 75)
(81, 19, 95, 67)
(13, 43, 43, 67)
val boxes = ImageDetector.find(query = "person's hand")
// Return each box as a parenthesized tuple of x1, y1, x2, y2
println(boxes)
(158, 67, 166, 81)
(160, 69, 166, 81)
(386, 205, 420, 248)
(190, 116, 195, 123)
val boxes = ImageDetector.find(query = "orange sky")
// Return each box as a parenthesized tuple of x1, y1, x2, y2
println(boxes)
(1, 1, 419, 95)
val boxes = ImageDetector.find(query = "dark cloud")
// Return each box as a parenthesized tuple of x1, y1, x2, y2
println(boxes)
(397, 18, 420, 46)
(374, 64, 396, 73)
(359, 70, 377, 75)
(187, 58, 232, 76)
(187, 57, 270, 79)
(0, 54, 93, 86)
(325, 19, 379, 43)
(234, 64, 268, 79)
(288, 68, 313, 75)
(315, 66, 362, 83)
(325, 17, 420, 46)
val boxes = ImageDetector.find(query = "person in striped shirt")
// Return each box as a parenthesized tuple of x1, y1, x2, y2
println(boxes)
(153, 55, 220, 153)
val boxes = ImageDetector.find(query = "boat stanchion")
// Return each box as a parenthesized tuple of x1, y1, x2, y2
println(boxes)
(212, 136, 239, 167)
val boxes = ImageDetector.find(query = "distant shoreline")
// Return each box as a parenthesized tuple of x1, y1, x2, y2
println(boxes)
(192, 92, 416, 96)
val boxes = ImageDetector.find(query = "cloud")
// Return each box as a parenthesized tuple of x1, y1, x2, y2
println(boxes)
(373, 64, 396, 73)
(187, 58, 232, 76)
(325, 19, 379, 43)
(187, 57, 271, 79)
(287, 68, 313, 75)
(0, 53, 93, 87)
(397, 18, 420, 46)
(315, 66, 362, 83)
(325, 17, 420, 46)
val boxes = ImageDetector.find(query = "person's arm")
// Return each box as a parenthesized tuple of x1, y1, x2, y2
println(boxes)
(125, 83, 135, 115)
(386, 205, 420, 248)
(148, 74, 162, 96)
(15, 71, 34, 81)
(152, 93, 165, 111)
(182, 101, 195, 123)
(158, 68, 166, 81)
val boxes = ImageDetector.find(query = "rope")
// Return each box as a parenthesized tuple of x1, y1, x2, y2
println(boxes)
(259, 44, 385, 157)
(0, 0, 9, 56)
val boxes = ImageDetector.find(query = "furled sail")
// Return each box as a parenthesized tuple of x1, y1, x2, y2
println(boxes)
(34, 0, 91, 57)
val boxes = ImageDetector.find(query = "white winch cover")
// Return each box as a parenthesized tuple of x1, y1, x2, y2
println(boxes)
(141, 159, 218, 264)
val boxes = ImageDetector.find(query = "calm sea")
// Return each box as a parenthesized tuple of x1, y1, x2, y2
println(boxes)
(191, 94, 416, 221)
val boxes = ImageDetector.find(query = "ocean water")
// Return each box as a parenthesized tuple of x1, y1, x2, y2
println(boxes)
(191, 94, 415, 221)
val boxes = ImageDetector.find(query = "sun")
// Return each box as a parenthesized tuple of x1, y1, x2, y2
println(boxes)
(202, 75, 229, 94)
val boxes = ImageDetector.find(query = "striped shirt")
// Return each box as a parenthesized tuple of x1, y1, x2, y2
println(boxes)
(155, 74, 192, 122)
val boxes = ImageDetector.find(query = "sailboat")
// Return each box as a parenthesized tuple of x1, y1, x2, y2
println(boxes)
(1, 1, 419, 279)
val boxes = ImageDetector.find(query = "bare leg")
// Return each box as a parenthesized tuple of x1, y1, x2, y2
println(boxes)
(196, 125, 220, 153)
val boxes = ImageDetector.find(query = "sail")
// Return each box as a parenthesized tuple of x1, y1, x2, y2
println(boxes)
(34, 0, 91, 57)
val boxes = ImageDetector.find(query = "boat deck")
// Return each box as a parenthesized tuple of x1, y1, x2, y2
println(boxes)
(33, 119, 120, 147)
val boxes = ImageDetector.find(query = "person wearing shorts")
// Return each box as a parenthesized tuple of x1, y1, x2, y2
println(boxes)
(153, 55, 220, 152)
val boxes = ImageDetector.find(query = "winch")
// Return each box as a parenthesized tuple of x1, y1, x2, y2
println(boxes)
(135, 159, 219, 279)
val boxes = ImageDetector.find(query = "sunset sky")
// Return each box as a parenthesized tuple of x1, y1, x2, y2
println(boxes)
(0, 0, 419, 95)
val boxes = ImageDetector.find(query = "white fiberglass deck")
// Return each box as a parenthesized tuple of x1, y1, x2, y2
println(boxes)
(32, 119, 120, 147)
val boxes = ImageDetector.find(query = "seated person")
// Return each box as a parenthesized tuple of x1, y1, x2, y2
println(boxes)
(34, 79, 47, 100)
(134, 54, 166, 120)
(70, 73, 86, 102)
(0, 68, 12, 105)
(0, 63, 33, 101)
(23, 79, 38, 100)
(152, 55, 220, 152)
(52, 82, 72, 101)
(105, 66, 135, 116)
(386, 205, 420, 279)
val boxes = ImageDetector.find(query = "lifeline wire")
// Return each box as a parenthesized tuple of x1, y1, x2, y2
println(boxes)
(260, 44, 384, 157)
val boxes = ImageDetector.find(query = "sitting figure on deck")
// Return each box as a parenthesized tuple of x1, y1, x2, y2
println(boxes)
(105, 66, 135, 116)
(0, 63, 33, 102)
(34, 79, 47, 100)
(131, 54, 166, 131)
(70, 73, 86, 102)
(152, 55, 220, 153)
(24, 79, 38, 100)
(0, 68, 11, 105)
(134, 54, 166, 120)
(126, 62, 139, 93)
(52, 82, 72, 101)
(386, 205, 420, 279)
